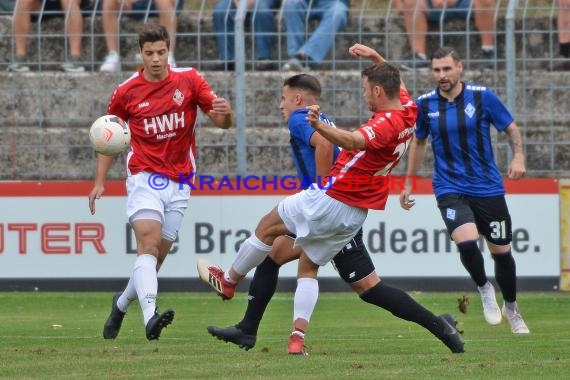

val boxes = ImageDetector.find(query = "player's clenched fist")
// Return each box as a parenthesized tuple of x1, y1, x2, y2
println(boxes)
(306, 105, 321, 128)
(211, 98, 232, 115)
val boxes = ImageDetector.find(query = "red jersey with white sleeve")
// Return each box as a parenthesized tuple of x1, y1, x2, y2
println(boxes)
(325, 88, 418, 210)
(107, 66, 216, 181)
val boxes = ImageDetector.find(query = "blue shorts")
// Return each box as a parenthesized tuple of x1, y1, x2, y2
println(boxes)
(427, 0, 473, 22)
(130, 0, 185, 19)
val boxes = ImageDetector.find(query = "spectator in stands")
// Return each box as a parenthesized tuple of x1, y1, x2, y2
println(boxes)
(282, 0, 349, 71)
(399, 0, 496, 70)
(100, 0, 180, 72)
(213, 0, 281, 71)
(555, 0, 570, 70)
(0, 0, 16, 14)
(8, 0, 86, 72)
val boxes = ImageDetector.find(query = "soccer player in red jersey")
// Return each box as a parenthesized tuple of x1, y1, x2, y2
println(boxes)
(88, 23, 234, 340)
(199, 44, 464, 354)
(205, 71, 464, 356)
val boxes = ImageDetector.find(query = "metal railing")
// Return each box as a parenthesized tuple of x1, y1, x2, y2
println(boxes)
(0, 0, 568, 179)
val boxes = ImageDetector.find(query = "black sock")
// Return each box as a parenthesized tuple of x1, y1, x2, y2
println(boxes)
(560, 42, 570, 58)
(359, 282, 444, 337)
(492, 251, 517, 303)
(457, 240, 488, 287)
(236, 256, 280, 335)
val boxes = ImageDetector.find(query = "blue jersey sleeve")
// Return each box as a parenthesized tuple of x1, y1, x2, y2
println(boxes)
(483, 88, 514, 132)
(288, 110, 315, 146)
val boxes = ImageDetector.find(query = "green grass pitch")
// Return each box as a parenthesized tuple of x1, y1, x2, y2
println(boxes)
(0, 291, 568, 379)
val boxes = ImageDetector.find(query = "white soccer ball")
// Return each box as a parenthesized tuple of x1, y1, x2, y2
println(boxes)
(89, 114, 131, 156)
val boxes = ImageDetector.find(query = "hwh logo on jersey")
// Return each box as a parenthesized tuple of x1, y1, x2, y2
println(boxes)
(144, 112, 185, 135)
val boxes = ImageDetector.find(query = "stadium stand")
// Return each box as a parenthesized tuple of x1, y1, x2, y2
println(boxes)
(0, 0, 568, 180)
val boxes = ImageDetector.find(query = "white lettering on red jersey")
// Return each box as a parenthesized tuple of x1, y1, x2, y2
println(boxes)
(107, 66, 217, 181)
(326, 88, 418, 210)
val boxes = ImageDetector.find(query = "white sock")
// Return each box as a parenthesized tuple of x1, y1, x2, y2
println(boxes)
(478, 281, 492, 291)
(223, 271, 237, 284)
(232, 235, 272, 276)
(133, 254, 158, 325)
(116, 277, 137, 312)
(481, 45, 494, 52)
(293, 277, 319, 322)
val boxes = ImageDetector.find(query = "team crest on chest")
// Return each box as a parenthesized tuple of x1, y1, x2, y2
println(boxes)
(464, 103, 475, 118)
(173, 89, 184, 106)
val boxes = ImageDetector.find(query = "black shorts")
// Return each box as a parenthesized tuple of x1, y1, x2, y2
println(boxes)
(287, 228, 375, 283)
(31, 0, 92, 22)
(90, 0, 185, 20)
(436, 193, 512, 245)
(331, 228, 376, 283)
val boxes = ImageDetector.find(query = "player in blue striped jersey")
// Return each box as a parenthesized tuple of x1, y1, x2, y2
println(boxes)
(287, 102, 340, 189)
(400, 46, 530, 334)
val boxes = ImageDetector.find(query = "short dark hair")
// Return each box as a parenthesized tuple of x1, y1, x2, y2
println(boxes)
(283, 74, 322, 98)
(361, 63, 401, 99)
(431, 46, 462, 63)
(138, 23, 170, 50)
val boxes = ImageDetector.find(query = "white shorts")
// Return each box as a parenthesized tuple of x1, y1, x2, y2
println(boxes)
(126, 171, 190, 224)
(277, 188, 367, 266)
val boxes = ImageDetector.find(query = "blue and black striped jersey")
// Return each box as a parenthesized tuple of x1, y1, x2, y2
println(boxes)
(288, 109, 340, 188)
(415, 83, 514, 198)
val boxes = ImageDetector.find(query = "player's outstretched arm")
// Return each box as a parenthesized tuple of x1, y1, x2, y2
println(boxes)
(349, 43, 407, 91)
(310, 132, 335, 179)
(208, 98, 234, 129)
(306, 105, 365, 151)
(348, 43, 385, 64)
(88, 154, 115, 215)
(505, 122, 526, 179)
(400, 137, 428, 210)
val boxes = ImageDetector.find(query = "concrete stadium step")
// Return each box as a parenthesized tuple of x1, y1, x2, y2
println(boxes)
(1, 118, 568, 180)
(0, 70, 567, 127)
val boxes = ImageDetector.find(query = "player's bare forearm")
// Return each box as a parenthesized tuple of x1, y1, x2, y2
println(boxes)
(314, 139, 334, 179)
(314, 121, 365, 151)
(310, 131, 335, 178)
(94, 154, 115, 186)
(208, 98, 234, 129)
(405, 137, 428, 189)
(505, 123, 526, 179)
(210, 113, 233, 129)
(348, 43, 407, 91)
(400, 137, 426, 210)
(348, 43, 385, 64)
(506, 123, 524, 158)
(89, 154, 114, 215)
(306, 105, 366, 150)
